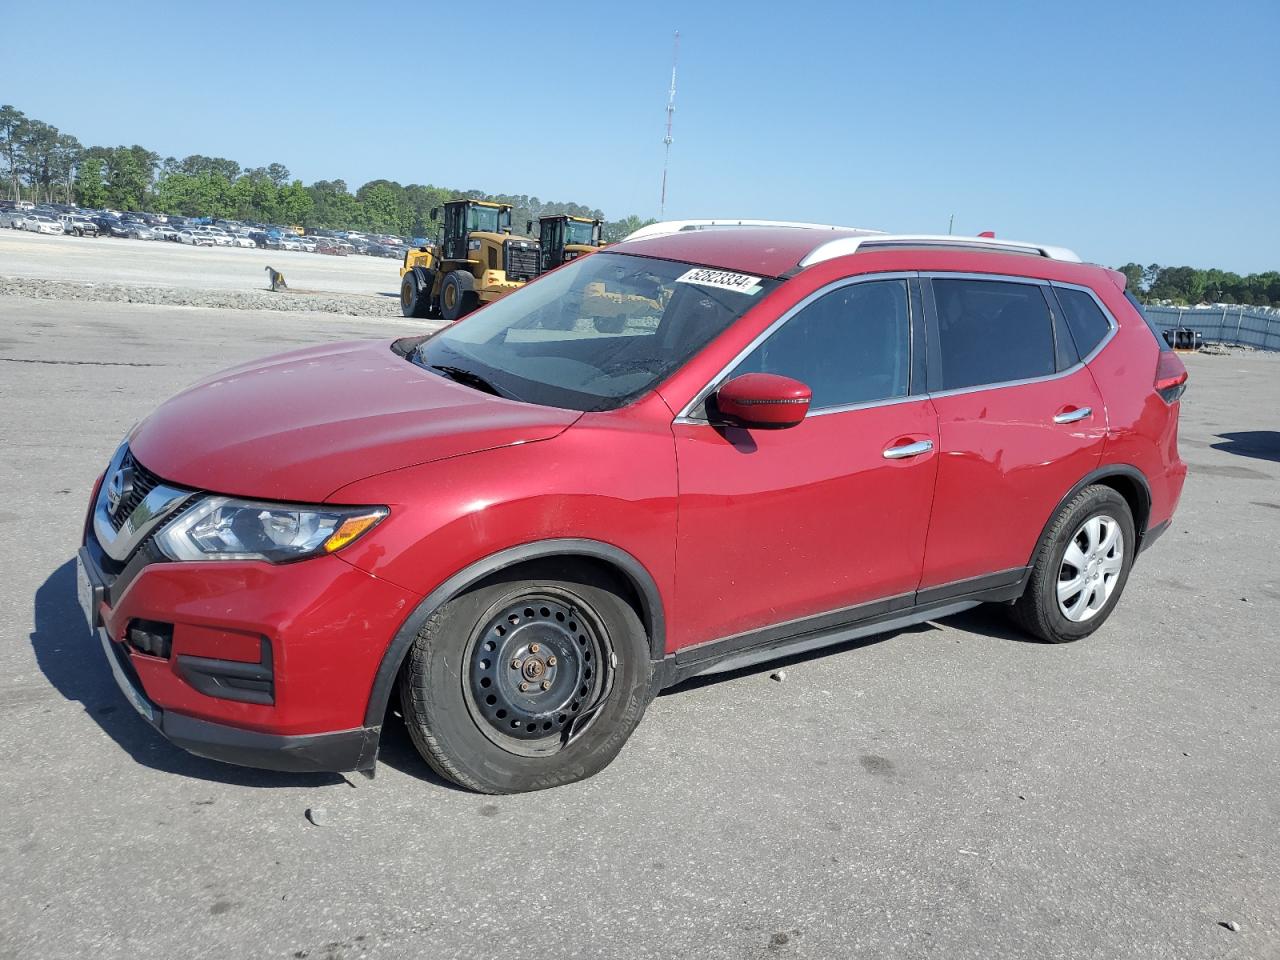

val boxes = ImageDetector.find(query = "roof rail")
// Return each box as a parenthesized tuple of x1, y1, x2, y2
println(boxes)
(800, 234, 1081, 266)
(623, 219, 883, 242)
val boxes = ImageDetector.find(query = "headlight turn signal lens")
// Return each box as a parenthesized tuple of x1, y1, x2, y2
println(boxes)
(322, 513, 386, 554)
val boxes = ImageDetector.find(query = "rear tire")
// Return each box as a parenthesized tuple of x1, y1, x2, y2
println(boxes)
(397, 566, 653, 793)
(1010, 485, 1135, 643)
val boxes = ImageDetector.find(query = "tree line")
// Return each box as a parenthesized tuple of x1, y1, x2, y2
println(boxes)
(1117, 263, 1280, 309)
(0, 104, 653, 242)
(7, 104, 1275, 298)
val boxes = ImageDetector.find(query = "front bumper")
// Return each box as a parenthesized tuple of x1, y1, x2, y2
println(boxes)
(90, 599, 380, 773)
(78, 527, 416, 772)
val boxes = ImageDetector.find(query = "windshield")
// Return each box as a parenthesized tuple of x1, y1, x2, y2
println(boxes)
(411, 252, 778, 411)
(564, 220, 596, 246)
(466, 205, 501, 233)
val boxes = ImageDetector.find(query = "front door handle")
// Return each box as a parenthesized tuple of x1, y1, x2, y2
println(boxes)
(1053, 406, 1092, 424)
(883, 439, 934, 460)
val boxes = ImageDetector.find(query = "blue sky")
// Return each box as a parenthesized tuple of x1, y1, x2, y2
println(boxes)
(6, 0, 1278, 272)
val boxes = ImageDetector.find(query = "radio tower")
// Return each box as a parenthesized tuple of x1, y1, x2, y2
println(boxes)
(659, 31, 679, 218)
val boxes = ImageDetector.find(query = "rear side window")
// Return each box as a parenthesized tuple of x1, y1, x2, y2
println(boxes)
(931, 279, 1055, 391)
(730, 279, 910, 409)
(1054, 286, 1112, 358)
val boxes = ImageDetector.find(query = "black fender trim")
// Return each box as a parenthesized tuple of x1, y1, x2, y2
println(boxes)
(1138, 518, 1170, 554)
(362, 539, 667, 728)
(1029, 464, 1153, 567)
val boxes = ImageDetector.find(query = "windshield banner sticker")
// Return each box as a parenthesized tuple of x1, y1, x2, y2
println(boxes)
(675, 268, 764, 295)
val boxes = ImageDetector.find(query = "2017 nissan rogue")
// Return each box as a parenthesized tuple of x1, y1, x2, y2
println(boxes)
(78, 222, 1188, 793)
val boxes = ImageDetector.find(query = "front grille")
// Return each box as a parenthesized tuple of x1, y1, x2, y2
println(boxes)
(504, 240, 540, 282)
(108, 449, 163, 531)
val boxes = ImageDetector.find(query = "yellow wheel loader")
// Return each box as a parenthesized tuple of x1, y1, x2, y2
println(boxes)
(528, 215, 605, 274)
(399, 200, 541, 321)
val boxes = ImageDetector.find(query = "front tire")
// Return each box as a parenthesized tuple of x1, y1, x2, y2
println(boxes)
(400, 271, 432, 318)
(440, 270, 478, 322)
(1010, 485, 1135, 643)
(397, 565, 653, 793)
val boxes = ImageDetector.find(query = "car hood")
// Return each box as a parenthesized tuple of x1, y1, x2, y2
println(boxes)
(129, 339, 582, 502)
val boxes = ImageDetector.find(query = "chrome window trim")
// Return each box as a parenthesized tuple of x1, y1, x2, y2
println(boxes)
(673, 271, 917, 422)
(920, 270, 1052, 286)
(671, 271, 1121, 425)
(670, 391, 926, 426)
(805, 393, 927, 419)
(920, 273, 1119, 400)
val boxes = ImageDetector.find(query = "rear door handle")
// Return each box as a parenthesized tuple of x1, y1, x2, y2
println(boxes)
(1053, 406, 1092, 424)
(883, 439, 934, 460)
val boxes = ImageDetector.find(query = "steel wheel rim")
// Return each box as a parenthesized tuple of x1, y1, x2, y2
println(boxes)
(400, 279, 412, 308)
(1057, 513, 1124, 622)
(462, 592, 613, 758)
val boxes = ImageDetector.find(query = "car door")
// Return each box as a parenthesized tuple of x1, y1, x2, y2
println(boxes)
(918, 274, 1108, 593)
(671, 274, 940, 650)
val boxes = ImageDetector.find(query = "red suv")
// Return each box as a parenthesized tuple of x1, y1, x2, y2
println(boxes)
(78, 225, 1188, 793)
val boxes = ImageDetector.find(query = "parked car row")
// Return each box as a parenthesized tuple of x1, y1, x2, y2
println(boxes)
(0, 210, 67, 234)
(1, 200, 415, 257)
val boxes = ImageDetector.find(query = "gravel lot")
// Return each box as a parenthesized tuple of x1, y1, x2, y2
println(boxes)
(0, 228, 399, 294)
(1, 293, 1277, 960)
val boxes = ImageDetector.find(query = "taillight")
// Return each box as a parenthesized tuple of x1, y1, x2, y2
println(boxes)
(1154, 350, 1188, 403)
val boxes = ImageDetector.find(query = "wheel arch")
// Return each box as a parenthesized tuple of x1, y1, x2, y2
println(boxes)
(1029, 464, 1152, 569)
(362, 539, 666, 728)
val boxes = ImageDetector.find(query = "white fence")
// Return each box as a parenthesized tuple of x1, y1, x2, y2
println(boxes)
(1143, 305, 1280, 351)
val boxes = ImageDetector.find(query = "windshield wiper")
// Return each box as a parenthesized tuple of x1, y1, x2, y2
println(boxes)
(430, 364, 520, 401)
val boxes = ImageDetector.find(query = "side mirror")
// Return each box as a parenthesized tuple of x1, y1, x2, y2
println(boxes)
(715, 373, 811, 429)
(429, 207, 439, 221)
(525, 220, 533, 234)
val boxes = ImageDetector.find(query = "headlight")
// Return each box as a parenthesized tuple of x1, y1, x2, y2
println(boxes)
(467, 239, 482, 251)
(154, 497, 387, 563)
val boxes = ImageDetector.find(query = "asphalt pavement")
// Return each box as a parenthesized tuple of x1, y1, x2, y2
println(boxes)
(1, 295, 1277, 960)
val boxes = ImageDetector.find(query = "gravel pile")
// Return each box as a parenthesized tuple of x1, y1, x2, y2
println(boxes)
(0, 275, 401, 317)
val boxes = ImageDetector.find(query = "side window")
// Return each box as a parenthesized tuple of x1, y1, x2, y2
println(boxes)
(931, 279, 1056, 390)
(1055, 286, 1113, 359)
(731, 279, 910, 409)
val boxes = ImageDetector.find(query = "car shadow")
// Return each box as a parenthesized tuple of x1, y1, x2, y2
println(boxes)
(1211, 431, 1280, 463)
(35, 554, 1045, 787)
(32, 559, 344, 788)
(935, 605, 1043, 643)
